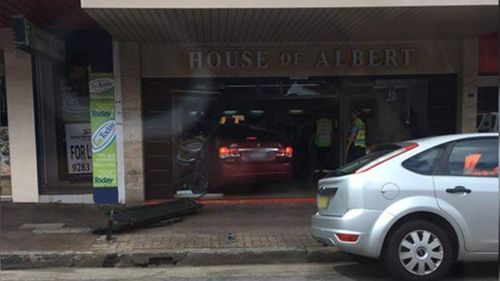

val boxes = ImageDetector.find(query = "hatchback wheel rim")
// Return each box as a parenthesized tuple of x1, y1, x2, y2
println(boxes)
(398, 230, 444, 276)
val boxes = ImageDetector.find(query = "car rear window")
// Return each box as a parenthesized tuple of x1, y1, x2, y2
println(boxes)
(216, 126, 278, 141)
(326, 144, 401, 177)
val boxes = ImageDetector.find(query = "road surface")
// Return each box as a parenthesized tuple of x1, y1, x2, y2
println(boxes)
(1, 262, 497, 281)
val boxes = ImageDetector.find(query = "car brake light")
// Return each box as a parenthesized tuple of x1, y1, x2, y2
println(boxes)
(336, 233, 359, 243)
(356, 143, 418, 173)
(277, 146, 293, 158)
(230, 147, 240, 157)
(218, 146, 240, 159)
(218, 146, 230, 159)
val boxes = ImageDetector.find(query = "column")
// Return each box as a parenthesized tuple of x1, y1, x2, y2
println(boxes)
(459, 38, 479, 133)
(117, 41, 145, 204)
(1, 28, 39, 202)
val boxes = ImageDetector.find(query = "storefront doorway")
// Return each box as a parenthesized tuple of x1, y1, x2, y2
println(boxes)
(142, 75, 458, 200)
(142, 78, 342, 200)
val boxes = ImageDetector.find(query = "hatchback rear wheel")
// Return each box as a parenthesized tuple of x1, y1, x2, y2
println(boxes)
(383, 219, 453, 281)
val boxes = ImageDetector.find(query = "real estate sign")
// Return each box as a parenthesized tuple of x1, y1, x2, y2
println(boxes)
(65, 123, 92, 175)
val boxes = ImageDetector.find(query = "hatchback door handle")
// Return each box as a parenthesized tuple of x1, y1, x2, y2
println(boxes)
(446, 186, 471, 194)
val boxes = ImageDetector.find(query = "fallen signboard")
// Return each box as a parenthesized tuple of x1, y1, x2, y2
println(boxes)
(93, 198, 202, 235)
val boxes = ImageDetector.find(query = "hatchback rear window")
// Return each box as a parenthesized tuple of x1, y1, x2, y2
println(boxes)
(327, 144, 401, 177)
(402, 145, 446, 175)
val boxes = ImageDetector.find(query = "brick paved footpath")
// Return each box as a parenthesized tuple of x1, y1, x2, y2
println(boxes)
(1, 202, 322, 253)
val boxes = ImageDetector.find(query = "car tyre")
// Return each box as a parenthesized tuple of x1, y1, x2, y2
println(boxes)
(383, 219, 453, 281)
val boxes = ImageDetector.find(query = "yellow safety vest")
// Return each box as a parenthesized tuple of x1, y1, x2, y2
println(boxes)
(353, 118, 366, 148)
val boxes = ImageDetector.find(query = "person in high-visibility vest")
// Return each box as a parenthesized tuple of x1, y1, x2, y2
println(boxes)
(346, 110, 367, 163)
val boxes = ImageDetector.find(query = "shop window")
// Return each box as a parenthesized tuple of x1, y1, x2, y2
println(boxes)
(32, 30, 112, 194)
(426, 77, 457, 136)
(476, 87, 499, 132)
(0, 51, 10, 196)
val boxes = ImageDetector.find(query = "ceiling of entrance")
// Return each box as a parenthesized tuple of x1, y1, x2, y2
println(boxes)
(84, 6, 497, 43)
(1, 0, 98, 29)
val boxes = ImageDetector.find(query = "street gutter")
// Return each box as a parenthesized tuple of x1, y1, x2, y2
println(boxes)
(0, 247, 352, 269)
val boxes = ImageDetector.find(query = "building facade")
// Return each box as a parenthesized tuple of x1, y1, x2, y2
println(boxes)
(0, 0, 498, 204)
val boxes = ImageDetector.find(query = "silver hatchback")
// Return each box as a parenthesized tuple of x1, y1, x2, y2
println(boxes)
(311, 133, 498, 281)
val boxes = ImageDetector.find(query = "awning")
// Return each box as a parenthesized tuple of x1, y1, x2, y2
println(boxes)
(81, 4, 497, 43)
(81, 0, 497, 9)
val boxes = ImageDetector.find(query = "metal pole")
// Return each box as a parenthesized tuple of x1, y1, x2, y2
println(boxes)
(106, 209, 114, 241)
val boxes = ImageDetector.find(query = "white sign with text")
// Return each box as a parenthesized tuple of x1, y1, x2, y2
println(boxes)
(65, 123, 92, 174)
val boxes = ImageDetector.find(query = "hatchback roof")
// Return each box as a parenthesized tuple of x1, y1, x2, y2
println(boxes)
(407, 133, 498, 146)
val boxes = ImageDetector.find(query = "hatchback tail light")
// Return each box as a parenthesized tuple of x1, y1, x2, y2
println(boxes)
(355, 143, 418, 173)
(335, 233, 359, 243)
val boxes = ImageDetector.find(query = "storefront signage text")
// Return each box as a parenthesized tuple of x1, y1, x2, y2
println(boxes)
(65, 123, 92, 175)
(188, 48, 413, 70)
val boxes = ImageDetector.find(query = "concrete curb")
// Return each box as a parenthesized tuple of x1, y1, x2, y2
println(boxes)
(1, 247, 354, 269)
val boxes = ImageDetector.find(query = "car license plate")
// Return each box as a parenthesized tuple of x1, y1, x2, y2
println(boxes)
(318, 195, 330, 209)
(249, 151, 267, 160)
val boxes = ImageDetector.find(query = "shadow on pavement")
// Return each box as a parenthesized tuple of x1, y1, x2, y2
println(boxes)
(447, 262, 498, 279)
(332, 261, 498, 281)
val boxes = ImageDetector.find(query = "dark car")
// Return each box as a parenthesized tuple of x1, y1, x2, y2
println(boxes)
(208, 126, 293, 192)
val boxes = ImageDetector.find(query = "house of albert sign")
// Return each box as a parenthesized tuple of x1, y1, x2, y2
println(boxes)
(140, 41, 460, 77)
(188, 48, 414, 69)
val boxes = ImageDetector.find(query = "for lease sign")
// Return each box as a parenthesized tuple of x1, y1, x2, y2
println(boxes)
(65, 123, 92, 174)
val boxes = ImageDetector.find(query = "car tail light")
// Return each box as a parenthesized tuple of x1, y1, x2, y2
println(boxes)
(229, 147, 240, 157)
(277, 146, 293, 158)
(356, 143, 418, 173)
(335, 233, 359, 243)
(218, 146, 230, 159)
(277, 147, 285, 157)
(218, 146, 240, 159)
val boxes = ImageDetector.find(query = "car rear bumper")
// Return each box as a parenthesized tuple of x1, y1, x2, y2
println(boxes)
(220, 162, 292, 184)
(311, 209, 388, 258)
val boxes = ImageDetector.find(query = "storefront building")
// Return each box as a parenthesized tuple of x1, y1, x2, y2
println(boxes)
(0, 0, 497, 203)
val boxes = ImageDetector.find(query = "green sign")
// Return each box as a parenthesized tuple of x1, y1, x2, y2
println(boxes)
(12, 16, 65, 61)
(89, 73, 117, 187)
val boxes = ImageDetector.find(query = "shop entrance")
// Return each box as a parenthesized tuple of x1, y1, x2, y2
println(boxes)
(142, 76, 458, 200)
(142, 78, 341, 200)
(343, 76, 458, 158)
